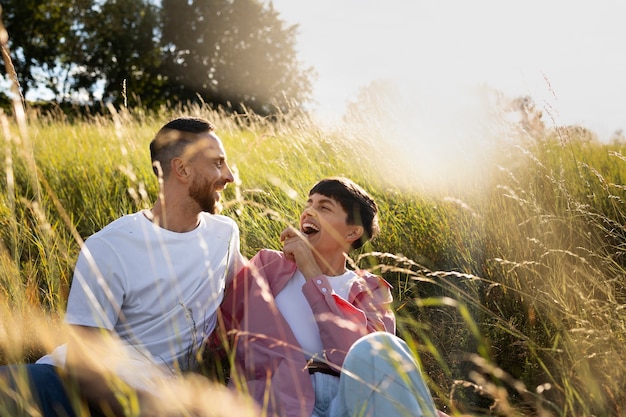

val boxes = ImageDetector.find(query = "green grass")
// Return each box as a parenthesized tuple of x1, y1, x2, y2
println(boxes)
(1, 101, 625, 416)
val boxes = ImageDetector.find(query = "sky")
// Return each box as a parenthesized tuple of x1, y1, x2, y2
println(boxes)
(268, 0, 626, 143)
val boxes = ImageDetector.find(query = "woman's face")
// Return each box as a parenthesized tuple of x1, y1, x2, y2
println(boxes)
(299, 193, 354, 254)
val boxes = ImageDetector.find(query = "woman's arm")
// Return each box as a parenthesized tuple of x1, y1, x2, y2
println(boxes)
(302, 274, 395, 366)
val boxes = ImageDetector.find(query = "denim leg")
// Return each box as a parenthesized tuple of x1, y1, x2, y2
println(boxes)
(334, 332, 439, 417)
(311, 373, 340, 417)
(0, 363, 77, 417)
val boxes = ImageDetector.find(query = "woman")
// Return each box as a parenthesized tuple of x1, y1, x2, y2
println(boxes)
(219, 177, 448, 417)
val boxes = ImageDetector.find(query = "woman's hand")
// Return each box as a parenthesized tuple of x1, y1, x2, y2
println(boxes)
(280, 226, 323, 280)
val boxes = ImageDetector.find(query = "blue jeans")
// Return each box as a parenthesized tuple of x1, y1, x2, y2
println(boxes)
(311, 332, 439, 417)
(0, 363, 77, 417)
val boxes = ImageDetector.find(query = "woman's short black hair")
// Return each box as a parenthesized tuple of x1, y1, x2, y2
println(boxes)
(309, 177, 379, 250)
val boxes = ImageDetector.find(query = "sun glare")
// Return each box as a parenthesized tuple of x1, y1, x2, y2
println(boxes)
(339, 78, 510, 195)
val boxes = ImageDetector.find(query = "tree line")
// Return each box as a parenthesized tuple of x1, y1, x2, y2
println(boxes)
(0, 0, 314, 115)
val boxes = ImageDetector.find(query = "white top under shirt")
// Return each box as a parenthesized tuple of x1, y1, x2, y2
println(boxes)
(275, 269, 359, 359)
(38, 211, 243, 384)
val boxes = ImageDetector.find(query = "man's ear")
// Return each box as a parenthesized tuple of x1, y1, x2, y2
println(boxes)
(346, 226, 364, 243)
(171, 158, 189, 181)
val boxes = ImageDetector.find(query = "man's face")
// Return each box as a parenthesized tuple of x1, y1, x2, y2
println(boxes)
(186, 133, 234, 214)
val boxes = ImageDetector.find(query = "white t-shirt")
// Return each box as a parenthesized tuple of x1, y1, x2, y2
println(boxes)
(275, 269, 359, 359)
(38, 211, 243, 379)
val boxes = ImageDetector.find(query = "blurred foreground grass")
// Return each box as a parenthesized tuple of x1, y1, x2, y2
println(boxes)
(1, 101, 625, 416)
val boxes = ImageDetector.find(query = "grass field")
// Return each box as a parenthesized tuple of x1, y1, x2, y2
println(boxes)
(1, 96, 625, 416)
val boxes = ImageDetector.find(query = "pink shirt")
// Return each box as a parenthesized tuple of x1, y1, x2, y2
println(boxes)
(275, 269, 360, 359)
(218, 249, 395, 417)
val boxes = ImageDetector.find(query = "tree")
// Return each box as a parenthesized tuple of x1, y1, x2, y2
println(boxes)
(74, 0, 165, 107)
(0, 0, 94, 100)
(160, 0, 313, 115)
(1, 0, 314, 114)
(343, 79, 401, 129)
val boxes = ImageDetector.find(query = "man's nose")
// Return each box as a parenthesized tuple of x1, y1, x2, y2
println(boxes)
(223, 164, 235, 183)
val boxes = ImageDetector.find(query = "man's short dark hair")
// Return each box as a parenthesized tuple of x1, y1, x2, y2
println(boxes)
(149, 117, 216, 178)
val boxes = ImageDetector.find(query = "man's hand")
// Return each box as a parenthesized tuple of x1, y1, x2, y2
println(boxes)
(66, 325, 171, 416)
(66, 325, 129, 416)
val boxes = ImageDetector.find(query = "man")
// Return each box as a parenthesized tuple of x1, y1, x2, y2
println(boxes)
(0, 117, 244, 416)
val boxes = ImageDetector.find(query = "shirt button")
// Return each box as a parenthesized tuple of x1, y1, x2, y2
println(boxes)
(316, 279, 322, 284)
(322, 288, 327, 293)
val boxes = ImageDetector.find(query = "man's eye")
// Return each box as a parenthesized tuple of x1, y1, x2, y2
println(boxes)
(214, 160, 223, 169)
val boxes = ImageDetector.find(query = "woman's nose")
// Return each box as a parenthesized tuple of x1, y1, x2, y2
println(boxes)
(302, 206, 317, 217)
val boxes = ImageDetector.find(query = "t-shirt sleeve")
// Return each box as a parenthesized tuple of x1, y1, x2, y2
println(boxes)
(225, 220, 245, 286)
(64, 237, 125, 330)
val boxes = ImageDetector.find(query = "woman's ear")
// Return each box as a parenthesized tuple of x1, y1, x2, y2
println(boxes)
(346, 226, 364, 243)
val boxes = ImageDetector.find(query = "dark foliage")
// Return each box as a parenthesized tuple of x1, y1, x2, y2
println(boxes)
(0, 0, 313, 115)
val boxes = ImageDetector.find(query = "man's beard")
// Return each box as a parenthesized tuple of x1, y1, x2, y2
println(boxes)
(189, 175, 220, 214)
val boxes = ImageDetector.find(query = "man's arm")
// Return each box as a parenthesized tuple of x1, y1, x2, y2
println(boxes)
(65, 325, 131, 416)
